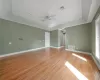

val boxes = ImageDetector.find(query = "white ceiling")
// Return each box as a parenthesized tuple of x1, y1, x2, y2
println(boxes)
(0, 0, 99, 31)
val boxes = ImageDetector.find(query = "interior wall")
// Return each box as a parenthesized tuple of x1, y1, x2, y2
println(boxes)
(65, 23, 92, 52)
(50, 30, 58, 47)
(0, 18, 46, 55)
(91, 6, 100, 55)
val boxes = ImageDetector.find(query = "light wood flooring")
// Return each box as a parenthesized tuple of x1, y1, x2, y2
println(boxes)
(0, 48, 100, 80)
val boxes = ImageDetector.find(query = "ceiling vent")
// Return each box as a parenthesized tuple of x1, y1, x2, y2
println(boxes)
(60, 6, 65, 10)
(41, 15, 56, 22)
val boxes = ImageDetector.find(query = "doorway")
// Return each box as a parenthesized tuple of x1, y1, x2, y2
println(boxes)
(45, 32, 50, 47)
(60, 30, 66, 47)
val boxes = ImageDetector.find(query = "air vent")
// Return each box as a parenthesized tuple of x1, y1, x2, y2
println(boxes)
(60, 6, 65, 10)
(41, 15, 56, 22)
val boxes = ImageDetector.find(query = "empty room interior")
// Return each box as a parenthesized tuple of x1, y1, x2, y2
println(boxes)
(0, 0, 100, 80)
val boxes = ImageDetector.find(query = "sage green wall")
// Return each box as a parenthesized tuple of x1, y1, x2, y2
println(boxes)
(65, 23, 92, 52)
(50, 30, 58, 47)
(0, 18, 46, 55)
(0, 20, 4, 54)
(92, 7, 100, 55)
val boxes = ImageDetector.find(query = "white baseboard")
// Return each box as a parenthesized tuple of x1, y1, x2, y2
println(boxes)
(50, 46, 59, 48)
(0, 47, 48, 58)
(90, 54, 100, 70)
(50, 47, 91, 55)
(50, 46, 64, 49)
(65, 49, 91, 55)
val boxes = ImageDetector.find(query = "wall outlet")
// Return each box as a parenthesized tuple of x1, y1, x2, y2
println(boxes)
(68, 45, 75, 50)
(9, 42, 12, 45)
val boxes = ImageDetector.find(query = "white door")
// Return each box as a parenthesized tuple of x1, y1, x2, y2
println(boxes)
(45, 32, 50, 47)
(95, 15, 100, 61)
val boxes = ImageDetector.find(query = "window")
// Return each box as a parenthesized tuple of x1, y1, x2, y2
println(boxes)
(95, 14, 100, 61)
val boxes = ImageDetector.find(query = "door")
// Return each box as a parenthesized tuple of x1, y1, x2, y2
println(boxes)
(45, 32, 50, 47)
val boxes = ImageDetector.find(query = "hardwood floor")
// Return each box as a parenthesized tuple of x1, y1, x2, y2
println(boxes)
(0, 48, 100, 80)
